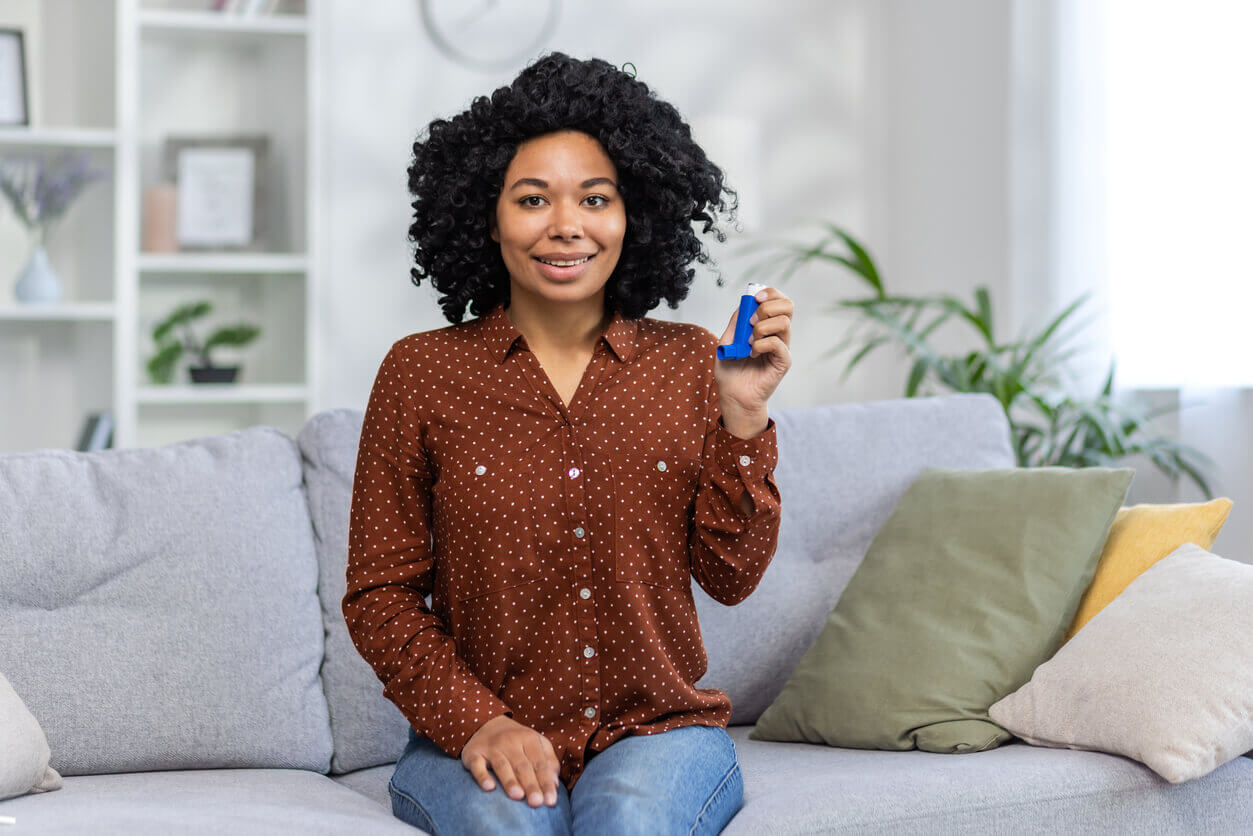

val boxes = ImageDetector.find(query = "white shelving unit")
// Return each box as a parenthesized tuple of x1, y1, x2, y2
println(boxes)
(0, 0, 322, 452)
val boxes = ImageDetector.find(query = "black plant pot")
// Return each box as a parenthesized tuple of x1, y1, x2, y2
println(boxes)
(188, 365, 240, 383)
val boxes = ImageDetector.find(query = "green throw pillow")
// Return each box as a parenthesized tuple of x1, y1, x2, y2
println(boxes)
(751, 466, 1134, 754)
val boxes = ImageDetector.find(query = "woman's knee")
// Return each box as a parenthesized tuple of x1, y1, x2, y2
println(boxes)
(460, 787, 570, 835)
(388, 731, 572, 835)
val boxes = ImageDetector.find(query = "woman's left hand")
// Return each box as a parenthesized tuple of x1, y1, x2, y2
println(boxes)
(714, 286, 793, 417)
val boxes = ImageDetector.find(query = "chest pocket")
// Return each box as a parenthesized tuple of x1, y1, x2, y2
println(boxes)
(611, 438, 703, 588)
(431, 447, 543, 603)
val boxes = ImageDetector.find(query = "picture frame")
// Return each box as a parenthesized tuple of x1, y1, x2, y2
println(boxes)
(0, 28, 29, 127)
(161, 135, 271, 251)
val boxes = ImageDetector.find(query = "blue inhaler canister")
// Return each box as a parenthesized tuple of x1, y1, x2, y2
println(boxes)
(717, 282, 768, 360)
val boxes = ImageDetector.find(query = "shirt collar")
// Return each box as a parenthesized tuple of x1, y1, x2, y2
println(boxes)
(478, 301, 640, 365)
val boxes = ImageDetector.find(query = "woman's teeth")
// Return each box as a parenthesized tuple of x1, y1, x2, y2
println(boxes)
(536, 256, 591, 266)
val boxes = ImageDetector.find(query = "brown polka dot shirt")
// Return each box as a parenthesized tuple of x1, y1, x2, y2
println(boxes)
(342, 300, 781, 791)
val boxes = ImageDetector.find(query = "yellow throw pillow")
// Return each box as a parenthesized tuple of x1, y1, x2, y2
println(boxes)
(1062, 497, 1233, 643)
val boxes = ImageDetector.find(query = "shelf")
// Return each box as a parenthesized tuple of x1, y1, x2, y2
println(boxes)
(138, 252, 309, 274)
(0, 128, 119, 150)
(139, 9, 308, 41)
(0, 303, 116, 321)
(2, 0, 320, 451)
(137, 383, 309, 404)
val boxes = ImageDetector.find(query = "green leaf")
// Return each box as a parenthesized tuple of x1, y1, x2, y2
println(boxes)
(145, 342, 182, 384)
(973, 286, 994, 343)
(905, 356, 928, 396)
(822, 223, 883, 295)
(203, 324, 261, 352)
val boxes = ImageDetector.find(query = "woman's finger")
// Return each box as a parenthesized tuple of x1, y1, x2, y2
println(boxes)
(466, 752, 495, 791)
(488, 751, 524, 801)
(749, 335, 789, 359)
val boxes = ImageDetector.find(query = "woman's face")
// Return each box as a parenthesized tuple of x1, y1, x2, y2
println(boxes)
(491, 129, 627, 305)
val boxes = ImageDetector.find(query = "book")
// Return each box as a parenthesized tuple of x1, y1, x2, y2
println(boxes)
(75, 410, 115, 452)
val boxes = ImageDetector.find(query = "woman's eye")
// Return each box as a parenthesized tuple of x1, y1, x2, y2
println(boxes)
(519, 195, 610, 207)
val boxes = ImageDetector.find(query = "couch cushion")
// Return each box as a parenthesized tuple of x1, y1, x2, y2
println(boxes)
(721, 725, 1253, 835)
(0, 426, 333, 776)
(991, 543, 1253, 784)
(327, 725, 1253, 834)
(0, 768, 420, 835)
(331, 763, 394, 810)
(691, 393, 1018, 724)
(0, 668, 62, 800)
(298, 409, 416, 775)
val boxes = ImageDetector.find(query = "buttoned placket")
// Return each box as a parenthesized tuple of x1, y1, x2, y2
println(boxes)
(512, 338, 614, 767)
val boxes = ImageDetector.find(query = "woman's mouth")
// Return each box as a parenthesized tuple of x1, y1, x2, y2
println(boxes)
(533, 253, 596, 281)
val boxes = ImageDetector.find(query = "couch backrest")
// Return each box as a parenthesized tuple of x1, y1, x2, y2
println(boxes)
(297, 408, 406, 775)
(0, 426, 334, 777)
(299, 391, 1016, 773)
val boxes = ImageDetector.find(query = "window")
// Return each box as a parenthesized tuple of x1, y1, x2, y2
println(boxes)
(1104, 0, 1253, 386)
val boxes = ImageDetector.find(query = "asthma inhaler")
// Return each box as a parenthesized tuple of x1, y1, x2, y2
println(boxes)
(717, 282, 768, 360)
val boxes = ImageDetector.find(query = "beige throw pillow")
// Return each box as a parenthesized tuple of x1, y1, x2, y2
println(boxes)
(989, 542, 1253, 783)
(0, 670, 63, 801)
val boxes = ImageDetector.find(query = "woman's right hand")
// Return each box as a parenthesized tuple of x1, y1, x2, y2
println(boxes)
(461, 714, 560, 808)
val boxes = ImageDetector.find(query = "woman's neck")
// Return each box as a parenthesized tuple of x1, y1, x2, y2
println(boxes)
(504, 296, 611, 358)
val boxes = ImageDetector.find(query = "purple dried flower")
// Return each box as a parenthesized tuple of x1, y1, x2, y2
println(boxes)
(0, 150, 110, 239)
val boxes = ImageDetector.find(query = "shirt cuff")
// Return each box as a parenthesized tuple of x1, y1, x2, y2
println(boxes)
(425, 691, 515, 761)
(712, 415, 779, 516)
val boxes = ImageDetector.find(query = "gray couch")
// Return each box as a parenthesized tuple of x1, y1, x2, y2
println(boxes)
(2, 392, 1250, 835)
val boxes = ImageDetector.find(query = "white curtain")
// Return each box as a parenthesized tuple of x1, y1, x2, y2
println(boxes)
(1009, 0, 1251, 560)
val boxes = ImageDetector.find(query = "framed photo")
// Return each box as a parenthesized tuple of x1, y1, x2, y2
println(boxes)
(161, 135, 271, 251)
(0, 28, 29, 127)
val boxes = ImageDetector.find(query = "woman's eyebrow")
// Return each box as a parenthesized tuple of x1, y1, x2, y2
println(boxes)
(508, 177, 618, 191)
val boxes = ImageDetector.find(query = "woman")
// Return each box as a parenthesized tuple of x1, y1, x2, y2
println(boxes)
(343, 52, 793, 835)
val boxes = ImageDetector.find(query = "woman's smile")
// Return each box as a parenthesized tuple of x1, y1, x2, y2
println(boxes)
(533, 253, 597, 281)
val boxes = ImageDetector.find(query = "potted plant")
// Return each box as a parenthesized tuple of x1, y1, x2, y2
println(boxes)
(147, 300, 261, 384)
(0, 150, 110, 304)
(736, 222, 1216, 498)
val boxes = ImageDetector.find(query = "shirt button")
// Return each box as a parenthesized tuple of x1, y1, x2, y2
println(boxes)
(584, 707, 596, 718)
(656, 460, 667, 472)
(475, 464, 487, 475)
(583, 646, 595, 658)
(568, 466, 581, 478)
(574, 526, 585, 538)
(739, 455, 752, 466)
(579, 587, 591, 599)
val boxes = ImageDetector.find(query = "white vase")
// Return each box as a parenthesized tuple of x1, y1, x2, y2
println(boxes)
(14, 240, 63, 304)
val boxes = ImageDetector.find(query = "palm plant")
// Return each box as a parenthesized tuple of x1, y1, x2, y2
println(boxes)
(737, 222, 1215, 498)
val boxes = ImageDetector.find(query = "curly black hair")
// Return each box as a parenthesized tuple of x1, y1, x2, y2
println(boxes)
(407, 51, 740, 324)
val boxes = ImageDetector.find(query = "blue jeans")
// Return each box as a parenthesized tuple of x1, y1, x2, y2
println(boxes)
(388, 723, 744, 835)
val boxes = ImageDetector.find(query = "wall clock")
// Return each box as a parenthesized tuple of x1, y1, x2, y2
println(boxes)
(419, 0, 562, 71)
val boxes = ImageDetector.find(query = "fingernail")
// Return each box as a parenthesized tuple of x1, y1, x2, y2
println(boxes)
(756, 290, 767, 300)
(749, 314, 758, 324)
(529, 791, 543, 805)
